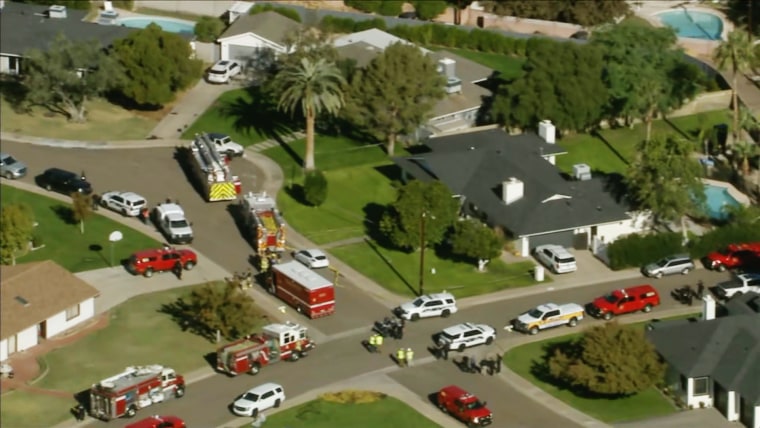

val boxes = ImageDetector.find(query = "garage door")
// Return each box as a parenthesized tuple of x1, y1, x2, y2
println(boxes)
(228, 45, 259, 68)
(529, 230, 587, 251)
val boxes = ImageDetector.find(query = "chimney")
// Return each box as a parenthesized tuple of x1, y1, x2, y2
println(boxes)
(572, 163, 592, 181)
(538, 120, 555, 144)
(502, 178, 524, 205)
(702, 294, 716, 321)
(438, 58, 462, 94)
(48, 5, 67, 18)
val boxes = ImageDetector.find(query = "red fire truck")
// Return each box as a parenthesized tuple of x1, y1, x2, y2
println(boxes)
(268, 261, 335, 318)
(216, 322, 316, 376)
(89, 365, 185, 420)
(240, 191, 286, 257)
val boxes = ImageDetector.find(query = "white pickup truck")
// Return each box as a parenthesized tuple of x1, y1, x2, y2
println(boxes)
(152, 203, 194, 244)
(511, 302, 584, 335)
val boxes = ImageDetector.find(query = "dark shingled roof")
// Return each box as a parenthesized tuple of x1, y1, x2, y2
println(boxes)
(393, 128, 630, 236)
(0, 2, 135, 56)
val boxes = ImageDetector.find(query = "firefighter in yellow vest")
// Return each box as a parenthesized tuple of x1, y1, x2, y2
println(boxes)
(396, 347, 406, 367)
(405, 348, 414, 367)
(260, 254, 269, 272)
(374, 333, 383, 353)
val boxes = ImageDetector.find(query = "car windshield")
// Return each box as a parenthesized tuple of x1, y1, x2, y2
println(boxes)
(655, 258, 669, 267)
(465, 400, 485, 410)
(314, 255, 326, 261)
(169, 219, 189, 228)
(603, 294, 619, 304)
(412, 298, 424, 307)
(241, 392, 259, 401)
(441, 331, 458, 340)
(3, 156, 17, 165)
(527, 308, 544, 318)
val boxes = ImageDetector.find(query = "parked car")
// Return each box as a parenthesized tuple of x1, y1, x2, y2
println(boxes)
(714, 273, 760, 299)
(0, 153, 28, 179)
(294, 249, 329, 269)
(206, 60, 241, 84)
(642, 254, 695, 278)
(125, 415, 185, 428)
(394, 292, 458, 321)
(100, 191, 147, 217)
(152, 203, 194, 244)
(37, 168, 92, 195)
(437, 385, 493, 427)
(207, 133, 245, 158)
(511, 302, 584, 335)
(534, 244, 577, 274)
(587, 284, 660, 320)
(705, 243, 760, 272)
(127, 247, 197, 278)
(436, 322, 496, 352)
(231, 382, 285, 417)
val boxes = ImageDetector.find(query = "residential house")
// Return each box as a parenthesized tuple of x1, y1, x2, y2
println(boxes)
(647, 293, 760, 428)
(332, 28, 493, 136)
(0, 261, 99, 362)
(392, 124, 644, 256)
(0, 2, 134, 75)
(216, 11, 302, 68)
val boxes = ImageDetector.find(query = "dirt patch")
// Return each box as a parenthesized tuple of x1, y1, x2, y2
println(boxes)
(319, 390, 387, 404)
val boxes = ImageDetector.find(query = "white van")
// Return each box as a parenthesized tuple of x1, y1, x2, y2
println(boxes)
(534, 245, 577, 274)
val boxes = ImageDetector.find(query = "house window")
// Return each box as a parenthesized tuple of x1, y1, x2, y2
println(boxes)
(65, 304, 80, 321)
(692, 377, 709, 396)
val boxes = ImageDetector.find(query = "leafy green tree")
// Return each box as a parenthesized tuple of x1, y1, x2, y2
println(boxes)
(547, 322, 665, 397)
(303, 170, 328, 206)
(626, 135, 704, 242)
(22, 34, 123, 122)
(713, 28, 755, 140)
(450, 219, 502, 271)
(70, 192, 92, 234)
(280, 28, 341, 71)
(0, 203, 35, 266)
(111, 24, 203, 108)
(412, 1, 448, 20)
(345, 0, 402, 16)
(274, 58, 346, 171)
(343, 43, 445, 155)
(182, 281, 263, 342)
(380, 181, 459, 251)
(249, 4, 302, 22)
(733, 140, 759, 176)
(17, 0, 90, 9)
(194, 16, 225, 43)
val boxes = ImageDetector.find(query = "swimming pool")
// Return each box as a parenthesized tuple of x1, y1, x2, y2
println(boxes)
(656, 10, 723, 40)
(118, 16, 195, 35)
(702, 184, 741, 220)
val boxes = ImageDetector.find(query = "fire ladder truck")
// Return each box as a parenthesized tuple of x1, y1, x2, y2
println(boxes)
(189, 132, 241, 202)
(89, 365, 185, 420)
(240, 191, 286, 267)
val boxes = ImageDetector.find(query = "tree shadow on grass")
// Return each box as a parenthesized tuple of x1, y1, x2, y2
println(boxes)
(158, 298, 216, 343)
(226, 203, 255, 249)
(362, 237, 417, 297)
(218, 86, 294, 144)
(362, 202, 390, 246)
(592, 129, 630, 167)
(0, 78, 29, 113)
(50, 205, 76, 225)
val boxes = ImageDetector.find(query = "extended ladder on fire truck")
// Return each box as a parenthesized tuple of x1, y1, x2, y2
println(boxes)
(190, 133, 239, 202)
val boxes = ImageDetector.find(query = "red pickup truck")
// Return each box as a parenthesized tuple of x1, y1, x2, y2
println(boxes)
(437, 385, 493, 426)
(705, 243, 760, 272)
(127, 247, 197, 277)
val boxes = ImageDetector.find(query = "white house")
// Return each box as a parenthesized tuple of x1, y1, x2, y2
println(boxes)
(0, 261, 99, 362)
(216, 11, 302, 67)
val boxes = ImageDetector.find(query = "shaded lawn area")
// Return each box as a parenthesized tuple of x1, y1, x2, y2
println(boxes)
(238, 396, 441, 428)
(181, 87, 294, 146)
(1, 185, 160, 272)
(426, 46, 525, 80)
(277, 163, 399, 245)
(556, 110, 732, 175)
(0, 391, 73, 428)
(0, 97, 157, 141)
(331, 240, 540, 298)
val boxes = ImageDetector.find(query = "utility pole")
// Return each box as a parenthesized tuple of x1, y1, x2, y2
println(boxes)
(418, 212, 427, 297)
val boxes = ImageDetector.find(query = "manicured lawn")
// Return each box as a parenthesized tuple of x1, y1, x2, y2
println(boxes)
(428, 46, 525, 80)
(0, 391, 73, 428)
(556, 110, 732, 175)
(1, 185, 160, 272)
(238, 395, 441, 428)
(331, 240, 540, 298)
(0, 97, 157, 141)
(278, 163, 399, 244)
(181, 88, 293, 146)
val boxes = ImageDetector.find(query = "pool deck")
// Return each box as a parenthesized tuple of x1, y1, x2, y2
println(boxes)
(702, 178, 752, 206)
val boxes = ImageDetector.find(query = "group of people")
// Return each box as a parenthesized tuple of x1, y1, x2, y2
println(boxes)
(375, 316, 405, 339)
(366, 333, 384, 353)
(395, 347, 415, 367)
(454, 354, 503, 376)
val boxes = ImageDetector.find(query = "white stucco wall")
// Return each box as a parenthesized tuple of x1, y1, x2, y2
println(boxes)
(727, 390, 740, 422)
(16, 326, 38, 354)
(594, 211, 651, 244)
(0, 339, 7, 362)
(752, 405, 759, 428)
(45, 298, 95, 338)
(219, 33, 289, 61)
(687, 377, 714, 409)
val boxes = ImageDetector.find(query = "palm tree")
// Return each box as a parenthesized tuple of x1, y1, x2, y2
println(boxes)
(713, 28, 755, 141)
(733, 140, 759, 176)
(275, 57, 346, 171)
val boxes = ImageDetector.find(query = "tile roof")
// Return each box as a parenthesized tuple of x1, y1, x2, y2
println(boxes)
(1, 261, 99, 340)
(218, 11, 302, 47)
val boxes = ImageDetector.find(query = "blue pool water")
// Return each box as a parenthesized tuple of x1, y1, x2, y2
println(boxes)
(118, 16, 195, 35)
(702, 184, 741, 220)
(657, 10, 723, 40)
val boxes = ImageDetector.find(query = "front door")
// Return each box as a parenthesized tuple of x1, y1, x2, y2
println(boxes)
(38, 321, 47, 339)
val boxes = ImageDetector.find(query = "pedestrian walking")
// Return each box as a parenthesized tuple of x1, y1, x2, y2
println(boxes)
(440, 344, 448, 361)
(397, 321, 405, 340)
(697, 280, 705, 299)
(495, 354, 502, 374)
(396, 348, 406, 367)
(405, 348, 414, 367)
(173, 261, 183, 280)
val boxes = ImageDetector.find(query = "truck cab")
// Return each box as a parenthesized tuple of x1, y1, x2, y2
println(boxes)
(437, 385, 493, 426)
(588, 285, 660, 320)
(705, 243, 760, 272)
(152, 203, 193, 244)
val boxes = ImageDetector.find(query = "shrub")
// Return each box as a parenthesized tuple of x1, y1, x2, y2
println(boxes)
(31, 233, 44, 248)
(355, 18, 388, 32)
(194, 16, 225, 43)
(688, 224, 760, 258)
(607, 232, 683, 270)
(249, 4, 301, 22)
(303, 170, 328, 207)
(345, 0, 382, 14)
(377, 0, 403, 16)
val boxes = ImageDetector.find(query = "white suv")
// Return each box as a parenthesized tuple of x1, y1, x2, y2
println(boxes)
(715, 273, 760, 299)
(436, 322, 496, 352)
(100, 191, 147, 217)
(232, 382, 285, 417)
(395, 292, 458, 321)
(207, 60, 241, 84)
(534, 245, 577, 274)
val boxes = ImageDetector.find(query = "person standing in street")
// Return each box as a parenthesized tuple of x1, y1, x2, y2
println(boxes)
(495, 354, 502, 374)
(440, 344, 448, 360)
(367, 334, 377, 353)
(396, 348, 406, 367)
(405, 348, 414, 367)
(374, 333, 383, 353)
(697, 280, 705, 299)
(173, 261, 183, 280)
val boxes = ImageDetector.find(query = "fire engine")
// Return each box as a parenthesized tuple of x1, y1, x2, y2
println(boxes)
(186, 132, 242, 202)
(216, 322, 316, 376)
(89, 365, 185, 420)
(241, 191, 286, 257)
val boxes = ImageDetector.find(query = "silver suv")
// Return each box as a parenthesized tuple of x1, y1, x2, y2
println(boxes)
(642, 254, 695, 278)
(0, 153, 27, 179)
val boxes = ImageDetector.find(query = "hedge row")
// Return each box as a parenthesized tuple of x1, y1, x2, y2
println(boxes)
(319, 16, 529, 56)
(344, 0, 403, 17)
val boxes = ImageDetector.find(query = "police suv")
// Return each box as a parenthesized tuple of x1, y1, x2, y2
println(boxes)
(395, 292, 458, 321)
(511, 302, 584, 335)
(437, 323, 496, 352)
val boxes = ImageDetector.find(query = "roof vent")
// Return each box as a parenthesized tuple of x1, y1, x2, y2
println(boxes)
(48, 5, 67, 19)
(437, 58, 462, 94)
(15, 296, 30, 307)
(538, 120, 555, 144)
(573, 163, 592, 181)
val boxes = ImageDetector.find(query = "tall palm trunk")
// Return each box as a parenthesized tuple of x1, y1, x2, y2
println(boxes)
(732, 73, 739, 141)
(304, 109, 316, 171)
(386, 133, 396, 156)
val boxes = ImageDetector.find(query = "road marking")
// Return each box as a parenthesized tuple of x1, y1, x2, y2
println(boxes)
(546, 287, 555, 291)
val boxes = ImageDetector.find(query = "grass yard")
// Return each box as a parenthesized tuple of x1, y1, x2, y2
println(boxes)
(428, 46, 525, 80)
(238, 395, 441, 428)
(0, 97, 157, 141)
(0, 390, 74, 428)
(277, 163, 399, 244)
(331, 240, 539, 298)
(1, 185, 160, 272)
(264, 134, 392, 175)
(556, 110, 732, 175)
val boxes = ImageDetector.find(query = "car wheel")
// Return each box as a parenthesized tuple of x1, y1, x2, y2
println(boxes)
(249, 363, 261, 375)
(121, 208, 128, 216)
(568, 317, 578, 327)
(529, 327, 539, 335)
(274, 399, 281, 408)
(439, 403, 447, 413)
(45, 183, 52, 191)
(290, 351, 300, 362)
(655, 272, 664, 279)
(485, 336, 494, 345)
(175, 386, 185, 398)
(411, 313, 420, 322)
(184, 261, 195, 270)
(603, 312, 613, 321)
(126, 406, 137, 418)
(458, 344, 466, 352)
(441, 309, 451, 318)
(643, 304, 652, 313)
(100, 199, 108, 208)
(4, 172, 13, 180)
(251, 408, 258, 418)
(143, 268, 154, 278)
(717, 264, 726, 272)
(681, 268, 690, 275)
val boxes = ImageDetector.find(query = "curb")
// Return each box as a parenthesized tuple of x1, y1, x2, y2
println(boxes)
(1, 132, 184, 149)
